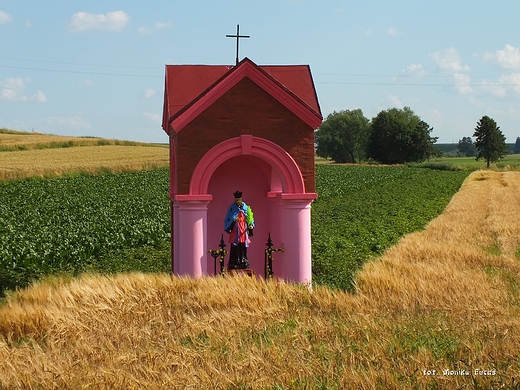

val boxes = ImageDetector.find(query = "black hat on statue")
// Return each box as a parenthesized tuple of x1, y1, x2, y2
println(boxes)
(233, 191, 242, 198)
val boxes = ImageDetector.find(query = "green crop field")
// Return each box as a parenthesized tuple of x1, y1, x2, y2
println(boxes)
(0, 169, 171, 294)
(312, 165, 470, 290)
(0, 165, 470, 295)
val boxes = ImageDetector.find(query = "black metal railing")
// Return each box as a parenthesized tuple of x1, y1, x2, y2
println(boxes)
(264, 233, 284, 279)
(210, 233, 284, 279)
(208, 234, 228, 275)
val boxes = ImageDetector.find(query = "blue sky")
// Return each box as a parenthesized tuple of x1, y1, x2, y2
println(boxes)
(1, 1, 519, 144)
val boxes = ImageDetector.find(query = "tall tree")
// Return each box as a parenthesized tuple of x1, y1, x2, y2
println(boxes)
(368, 107, 438, 164)
(315, 109, 370, 163)
(473, 116, 508, 168)
(457, 136, 476, 157)
(514, 136, 520, 154)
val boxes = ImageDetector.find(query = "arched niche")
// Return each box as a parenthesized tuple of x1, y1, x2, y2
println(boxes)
(174, 135, 316, 283)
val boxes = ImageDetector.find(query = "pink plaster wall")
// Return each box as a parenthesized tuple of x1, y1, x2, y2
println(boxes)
(206, 156, 273, 276)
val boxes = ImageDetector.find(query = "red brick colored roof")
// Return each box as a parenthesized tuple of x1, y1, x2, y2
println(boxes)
(163, 57, 322, 133)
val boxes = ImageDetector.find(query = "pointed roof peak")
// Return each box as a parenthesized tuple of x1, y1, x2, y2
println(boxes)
(163, 59, 322, 133)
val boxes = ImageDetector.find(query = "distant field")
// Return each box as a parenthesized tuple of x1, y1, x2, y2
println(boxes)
(1, 132, 105, 150)
(435, 142, 516, 154)
(0, 128, 165, 150)
(0, 130, 169, 180)
(318, 154, 520, 171)
(424, 153, 520, 171)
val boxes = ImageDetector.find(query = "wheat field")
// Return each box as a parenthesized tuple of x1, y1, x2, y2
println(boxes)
(0, 132, 104, 149)
(0, 146, 169, 180)
(0, 170, 518, 389)
(0, 131, 169, 180)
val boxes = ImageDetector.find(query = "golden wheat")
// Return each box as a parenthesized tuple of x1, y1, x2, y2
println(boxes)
(0, 145, 169, 180)
(0, 171, 519, 389)
(0, 133, 103, 148)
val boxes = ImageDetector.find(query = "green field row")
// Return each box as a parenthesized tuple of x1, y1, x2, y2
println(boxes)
(311, 165, 470, 290)
(0, 169, 171, 293)
(0, 166, 470, 295)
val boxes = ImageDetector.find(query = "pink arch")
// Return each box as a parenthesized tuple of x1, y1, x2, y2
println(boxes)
(190, 135, 305, 195)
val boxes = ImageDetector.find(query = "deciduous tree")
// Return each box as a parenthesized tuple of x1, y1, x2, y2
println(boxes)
(315, 109, 370, 163)
(368, 107, 438, 164)
(457, 136, 476, 157)
(473, 116, 508, 168)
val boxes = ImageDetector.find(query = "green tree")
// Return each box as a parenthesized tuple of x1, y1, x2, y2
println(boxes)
(473, 116, 508, 168)
(368, 107, 438, 164)
(514, 136, 520, 154)
(315, 109, 370, 163)
(457, 136, 476, 157)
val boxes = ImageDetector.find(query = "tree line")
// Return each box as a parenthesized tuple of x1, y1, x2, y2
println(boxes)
(458, 134, 520, 158)
(316, 107, 511, 167)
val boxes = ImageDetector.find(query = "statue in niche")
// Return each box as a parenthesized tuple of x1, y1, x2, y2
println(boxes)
(224, 191, 255, 270)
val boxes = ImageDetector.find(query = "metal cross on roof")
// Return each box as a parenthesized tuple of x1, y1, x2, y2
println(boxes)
(226, 24, 250, 66)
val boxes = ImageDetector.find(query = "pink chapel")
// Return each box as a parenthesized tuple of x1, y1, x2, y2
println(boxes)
(162, 57, 322, 284)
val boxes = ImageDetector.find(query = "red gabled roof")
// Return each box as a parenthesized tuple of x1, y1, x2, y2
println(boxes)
(162, 57, 322, 134)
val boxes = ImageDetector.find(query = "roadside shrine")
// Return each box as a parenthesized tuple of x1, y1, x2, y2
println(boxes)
(162, 57, 322, 284)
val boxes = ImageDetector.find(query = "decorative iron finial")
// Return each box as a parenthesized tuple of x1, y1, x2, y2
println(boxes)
(219, 234, 226, 250)
(266, 232, 273, 248)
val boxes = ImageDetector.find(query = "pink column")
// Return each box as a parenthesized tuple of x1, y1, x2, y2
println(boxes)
(280, 193, 317, 285)
(173, 195, 212, 278)
(172, 201, 180, 274)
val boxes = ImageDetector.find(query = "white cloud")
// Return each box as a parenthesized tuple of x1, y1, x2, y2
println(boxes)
(501, 73, 520, 95)
(1, 78, 24, 100)
(138, 21, 172, 35)
(431, 47, 470, 72)
(68, 11, 129, 32)
(496, 73, 520, 96)
(476, 45, 520, 98)
(481, 44, 520, 70)
(33, 90, 47, 103)
(508, 107, 520, 120)
(400, 63, 426, 78)
(1, 78, 47, 102)
(80, 79, 94, 87)
(144, 112, 161, 124)
(0, 10, 12, 24)
(143, 89, 156, 99)
(481, 81, 508, 97)
(453, 73, 473, 94)
(44, 116, 91, 130)
(424, 108, 442, 129)
(386, 27, 398, 36)
(154, 22, 172, 29)
(479, 73, 520, 97)
(389, 95, 403, 107)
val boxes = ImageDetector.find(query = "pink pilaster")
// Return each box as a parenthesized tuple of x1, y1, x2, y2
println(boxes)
(281, 193, 317, 285)
(173, 195, 212, 278)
